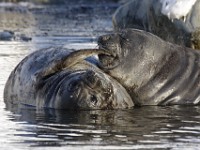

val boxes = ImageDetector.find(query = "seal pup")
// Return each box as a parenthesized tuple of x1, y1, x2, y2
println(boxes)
(4, 47, 134, 110)
(98, 29, 200, 106)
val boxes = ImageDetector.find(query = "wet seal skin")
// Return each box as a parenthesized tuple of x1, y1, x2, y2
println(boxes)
(4, 47, 134, 110)
(98, 28, 200, 106)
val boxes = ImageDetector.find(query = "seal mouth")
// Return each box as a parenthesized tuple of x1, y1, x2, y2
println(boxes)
(97, 35, 121, 70)
(98, 46, 120, 70)
(98, 42, 117, 58)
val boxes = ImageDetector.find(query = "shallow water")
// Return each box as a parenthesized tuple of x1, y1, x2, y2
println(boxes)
(1, 1, 200, 150)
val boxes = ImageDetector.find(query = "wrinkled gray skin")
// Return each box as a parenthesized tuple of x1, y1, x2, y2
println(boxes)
(4, 47, 133, 110)
(113, 0, 200, 49)
(98, 29, 200, 106)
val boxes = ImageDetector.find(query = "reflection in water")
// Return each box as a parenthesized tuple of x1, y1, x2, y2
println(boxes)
(5, 102, 200, 149)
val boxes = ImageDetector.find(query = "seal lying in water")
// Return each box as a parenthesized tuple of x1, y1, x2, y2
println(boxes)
(4, 47, 133, 110)
(98, 29, 200, 106)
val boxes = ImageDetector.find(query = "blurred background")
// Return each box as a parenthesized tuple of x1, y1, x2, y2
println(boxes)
(0, 0, 121, 39)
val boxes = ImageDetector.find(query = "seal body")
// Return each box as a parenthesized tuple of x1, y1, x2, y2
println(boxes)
(98, 29, 200, 106)
(4, 47, 133, 110)
(112, 0, 200, 49)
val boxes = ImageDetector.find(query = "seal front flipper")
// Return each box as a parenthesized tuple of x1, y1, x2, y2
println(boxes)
(32, 48, 111, 84)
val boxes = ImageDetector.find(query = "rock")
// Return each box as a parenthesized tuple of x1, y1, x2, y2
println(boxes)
(0, 30, 14, 41)
(15, 34, 32, 42)
(112, 0, 200, 49)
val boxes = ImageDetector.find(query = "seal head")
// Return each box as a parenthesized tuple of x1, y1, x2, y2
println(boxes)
(39, 68, 133, 110)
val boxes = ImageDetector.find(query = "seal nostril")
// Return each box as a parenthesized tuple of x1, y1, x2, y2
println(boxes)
(90, 95, 98, 106)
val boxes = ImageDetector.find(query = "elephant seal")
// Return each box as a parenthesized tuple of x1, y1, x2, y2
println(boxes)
(112, 0, 200, 49)
(98, 29, 200, 106)
(4, 47, 133, 110)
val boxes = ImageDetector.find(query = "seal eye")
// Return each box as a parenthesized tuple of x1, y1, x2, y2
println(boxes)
(90, 95, 98, 106)
(68, 80, 79, 92)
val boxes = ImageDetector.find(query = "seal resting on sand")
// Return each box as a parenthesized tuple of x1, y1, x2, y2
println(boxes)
(4, 47, 133, 110)
(98, 29, 200, 106)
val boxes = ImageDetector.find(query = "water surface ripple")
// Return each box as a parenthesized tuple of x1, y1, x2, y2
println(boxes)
(3, 105, 200, 149)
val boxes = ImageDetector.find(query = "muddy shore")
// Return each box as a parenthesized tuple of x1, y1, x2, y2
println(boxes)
(0, 0, 121, 40)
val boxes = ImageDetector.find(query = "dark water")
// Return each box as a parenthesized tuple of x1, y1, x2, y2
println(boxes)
(4, 104, 200, 149)
(1, 1, 200, 149)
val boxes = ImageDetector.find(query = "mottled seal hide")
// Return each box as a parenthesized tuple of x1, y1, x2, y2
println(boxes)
(98, 29, 200, 106)
(4, 47, 133, 110)
(112, 0, 200, 49)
